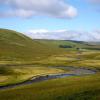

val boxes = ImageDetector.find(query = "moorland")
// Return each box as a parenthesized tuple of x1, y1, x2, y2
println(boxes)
(0, 29, 100, 100)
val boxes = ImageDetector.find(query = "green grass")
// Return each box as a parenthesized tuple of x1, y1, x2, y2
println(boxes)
(0, 73, 100, 100)
(0, 29, 98, 63)
(0, 29, 65, 62)
(0, 66, 66, 86)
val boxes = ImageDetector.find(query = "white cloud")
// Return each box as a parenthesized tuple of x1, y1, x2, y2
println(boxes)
(0, 0, 77, 19)
(29, 29, 49, 33)
(23, 29, 100, 41)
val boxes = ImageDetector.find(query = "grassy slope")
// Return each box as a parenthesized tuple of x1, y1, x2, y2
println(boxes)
(0, 73, 100, 100)
(0, 29, 66, 63)
(0, 29, 98, 63)
(35, 39, 100, 50)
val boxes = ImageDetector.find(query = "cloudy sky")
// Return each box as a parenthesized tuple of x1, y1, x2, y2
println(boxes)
(0, 0, 100, 41)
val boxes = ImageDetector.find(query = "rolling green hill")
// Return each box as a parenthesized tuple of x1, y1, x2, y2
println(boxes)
(0, 29, 65, 63)
(0, 28, 100, 65)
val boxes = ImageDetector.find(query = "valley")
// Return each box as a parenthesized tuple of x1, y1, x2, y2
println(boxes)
(0, 29, 100, 100)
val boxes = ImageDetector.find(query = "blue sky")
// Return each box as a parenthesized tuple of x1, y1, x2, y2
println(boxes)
(0, 0, 100, 41)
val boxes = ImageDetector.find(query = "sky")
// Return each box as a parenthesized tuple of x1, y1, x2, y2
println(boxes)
(0, 0, 100, 41)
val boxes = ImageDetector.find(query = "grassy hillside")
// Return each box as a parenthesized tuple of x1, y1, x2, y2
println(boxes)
(36, 39, 100, 50)
(0, 29, 66, 63)
(0, 28, 96, 65)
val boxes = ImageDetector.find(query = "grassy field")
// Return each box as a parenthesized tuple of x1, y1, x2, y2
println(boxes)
(0, 29, 100, 100)
(0, 66, 67, 86)
(0, 73, 100, 100)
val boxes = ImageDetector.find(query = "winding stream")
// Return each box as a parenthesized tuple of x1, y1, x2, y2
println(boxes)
(0, 66, 97, 90)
